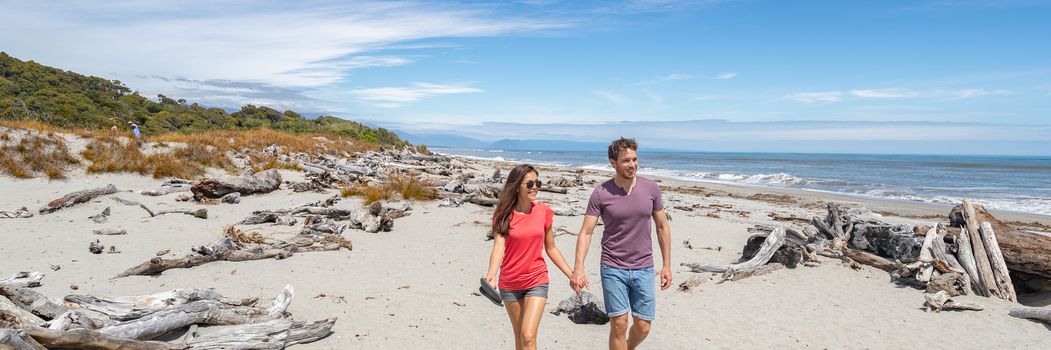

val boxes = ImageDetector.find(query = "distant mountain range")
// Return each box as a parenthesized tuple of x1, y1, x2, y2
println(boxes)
(396, 131, 678, 152)
(396, 131, 610, 151)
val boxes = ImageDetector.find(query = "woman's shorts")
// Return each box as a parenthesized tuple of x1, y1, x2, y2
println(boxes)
(499, 284, 549, 302)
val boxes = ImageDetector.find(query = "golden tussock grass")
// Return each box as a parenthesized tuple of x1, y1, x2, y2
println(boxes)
(340, 184, 393, 205)
(0, 126, 80, 179)
(81, 137, 212, 179)
(387, 173, 437, 201)
(340, 172, 436, 204)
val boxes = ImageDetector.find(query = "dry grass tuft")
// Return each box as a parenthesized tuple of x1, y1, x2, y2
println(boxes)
(323, 234, 353, 251)
(0, 126, 80, 179)
(340, 172, 436, 204)
(224, 226, 269, 248)
(340, 183, 393, 205)
(387, 173, 437, 201)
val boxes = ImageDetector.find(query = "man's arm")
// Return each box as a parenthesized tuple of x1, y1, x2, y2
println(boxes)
(571, 215, 600, 292)
(653, 209, 672, 290)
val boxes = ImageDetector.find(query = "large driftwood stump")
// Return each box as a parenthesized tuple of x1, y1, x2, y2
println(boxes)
(191, 169, 282, 200)
(812, 203, 853, 241)
(39, 184, 118, 214)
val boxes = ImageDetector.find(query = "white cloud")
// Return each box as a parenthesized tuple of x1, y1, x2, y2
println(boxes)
(350, 82, 482, 108)
(592, 90, 633, 104)
(714, 72, 737, 80)
(950, 88, 1009, 100)
(849, 88, 919, 98)
(783, 91, 843, 103)
(636, 73, 693, 85)
(0, 0, 566, 108)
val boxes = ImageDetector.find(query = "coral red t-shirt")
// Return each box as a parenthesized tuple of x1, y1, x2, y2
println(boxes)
(498, 202, 554, 290)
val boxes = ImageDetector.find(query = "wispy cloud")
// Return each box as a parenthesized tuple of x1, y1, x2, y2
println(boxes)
(849, 88, 919, 98)
(592, 90, 633, 104)
(636, 73, 693, 85)
(714, 72, 737, 80)
(950, 88, 1010, 100)
(795, 88, 1011, 102)
(783, 91, 844, 103)
(350, 82, 482, 108)
(0, 1, 567, 108)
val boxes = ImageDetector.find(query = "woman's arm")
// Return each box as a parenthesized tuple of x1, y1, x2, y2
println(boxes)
(544, 224, 574, 280)
(485, 232, 506, 288)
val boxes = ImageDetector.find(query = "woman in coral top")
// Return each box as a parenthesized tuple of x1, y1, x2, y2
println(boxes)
(485, 164, 574, 350)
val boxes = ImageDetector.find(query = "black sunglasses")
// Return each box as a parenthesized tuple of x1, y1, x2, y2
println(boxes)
(525, 180, 543, 189)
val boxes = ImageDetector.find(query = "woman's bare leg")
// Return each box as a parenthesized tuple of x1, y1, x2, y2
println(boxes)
(505, 301, 524, 350)
(517, 296, 547, 350)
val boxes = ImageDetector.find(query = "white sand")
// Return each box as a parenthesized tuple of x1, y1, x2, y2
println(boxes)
(2, 156, 1051, 349)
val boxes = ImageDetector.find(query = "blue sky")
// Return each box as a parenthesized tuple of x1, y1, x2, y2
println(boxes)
(1, 0, 1050, 154)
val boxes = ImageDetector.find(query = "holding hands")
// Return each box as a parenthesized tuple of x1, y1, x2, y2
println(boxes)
(570, 266, 590, 293)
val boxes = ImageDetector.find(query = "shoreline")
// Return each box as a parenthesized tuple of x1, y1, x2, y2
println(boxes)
(450, 156, 1051, 227)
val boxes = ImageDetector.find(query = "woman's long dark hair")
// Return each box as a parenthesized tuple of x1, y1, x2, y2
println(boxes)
(492, 164, 538, 237)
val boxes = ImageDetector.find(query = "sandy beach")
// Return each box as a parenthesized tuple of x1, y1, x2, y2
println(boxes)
(3, 134, 1051, 349)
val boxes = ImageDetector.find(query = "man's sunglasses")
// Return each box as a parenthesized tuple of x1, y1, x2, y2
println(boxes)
(525, 180, 543, 189)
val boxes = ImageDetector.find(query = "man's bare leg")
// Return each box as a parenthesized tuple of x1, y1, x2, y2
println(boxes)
(627, 316, 651, 350)
(608, 313, 630, 350)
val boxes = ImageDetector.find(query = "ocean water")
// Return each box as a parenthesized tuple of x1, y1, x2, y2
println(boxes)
(433, 148, 1051, 216)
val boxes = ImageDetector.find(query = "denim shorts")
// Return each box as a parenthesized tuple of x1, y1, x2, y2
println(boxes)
(600, 264, 656, 321)
(500, 284, 549, 302)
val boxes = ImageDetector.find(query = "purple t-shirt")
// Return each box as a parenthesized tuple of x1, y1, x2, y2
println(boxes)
(586, 176, 664, 269)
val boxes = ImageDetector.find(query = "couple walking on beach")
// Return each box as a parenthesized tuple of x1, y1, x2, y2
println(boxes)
(484, 137, 673, 350)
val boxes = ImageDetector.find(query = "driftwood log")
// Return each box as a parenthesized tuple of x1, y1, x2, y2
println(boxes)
(97, 286, 292, 340)
(961, 199, 1001, 299)
(949, 202, 1051, 279)
(1009, 306, 1051, 324)
(39, 184, 118, 214)
(0, 328, 45, 350)
(0, 273, 44, 289)
(979, 222, 1017, 302)
(681, 227, 786, 281)
(191, 169, 282, 200)
(923, 291, 984, 312)
(117, 225, 349, 278)
(2, 284, 335, 349)
(141, 187, 189, 196)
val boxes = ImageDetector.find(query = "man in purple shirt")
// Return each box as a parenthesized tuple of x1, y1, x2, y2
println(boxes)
(572, 137, 672, 350)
